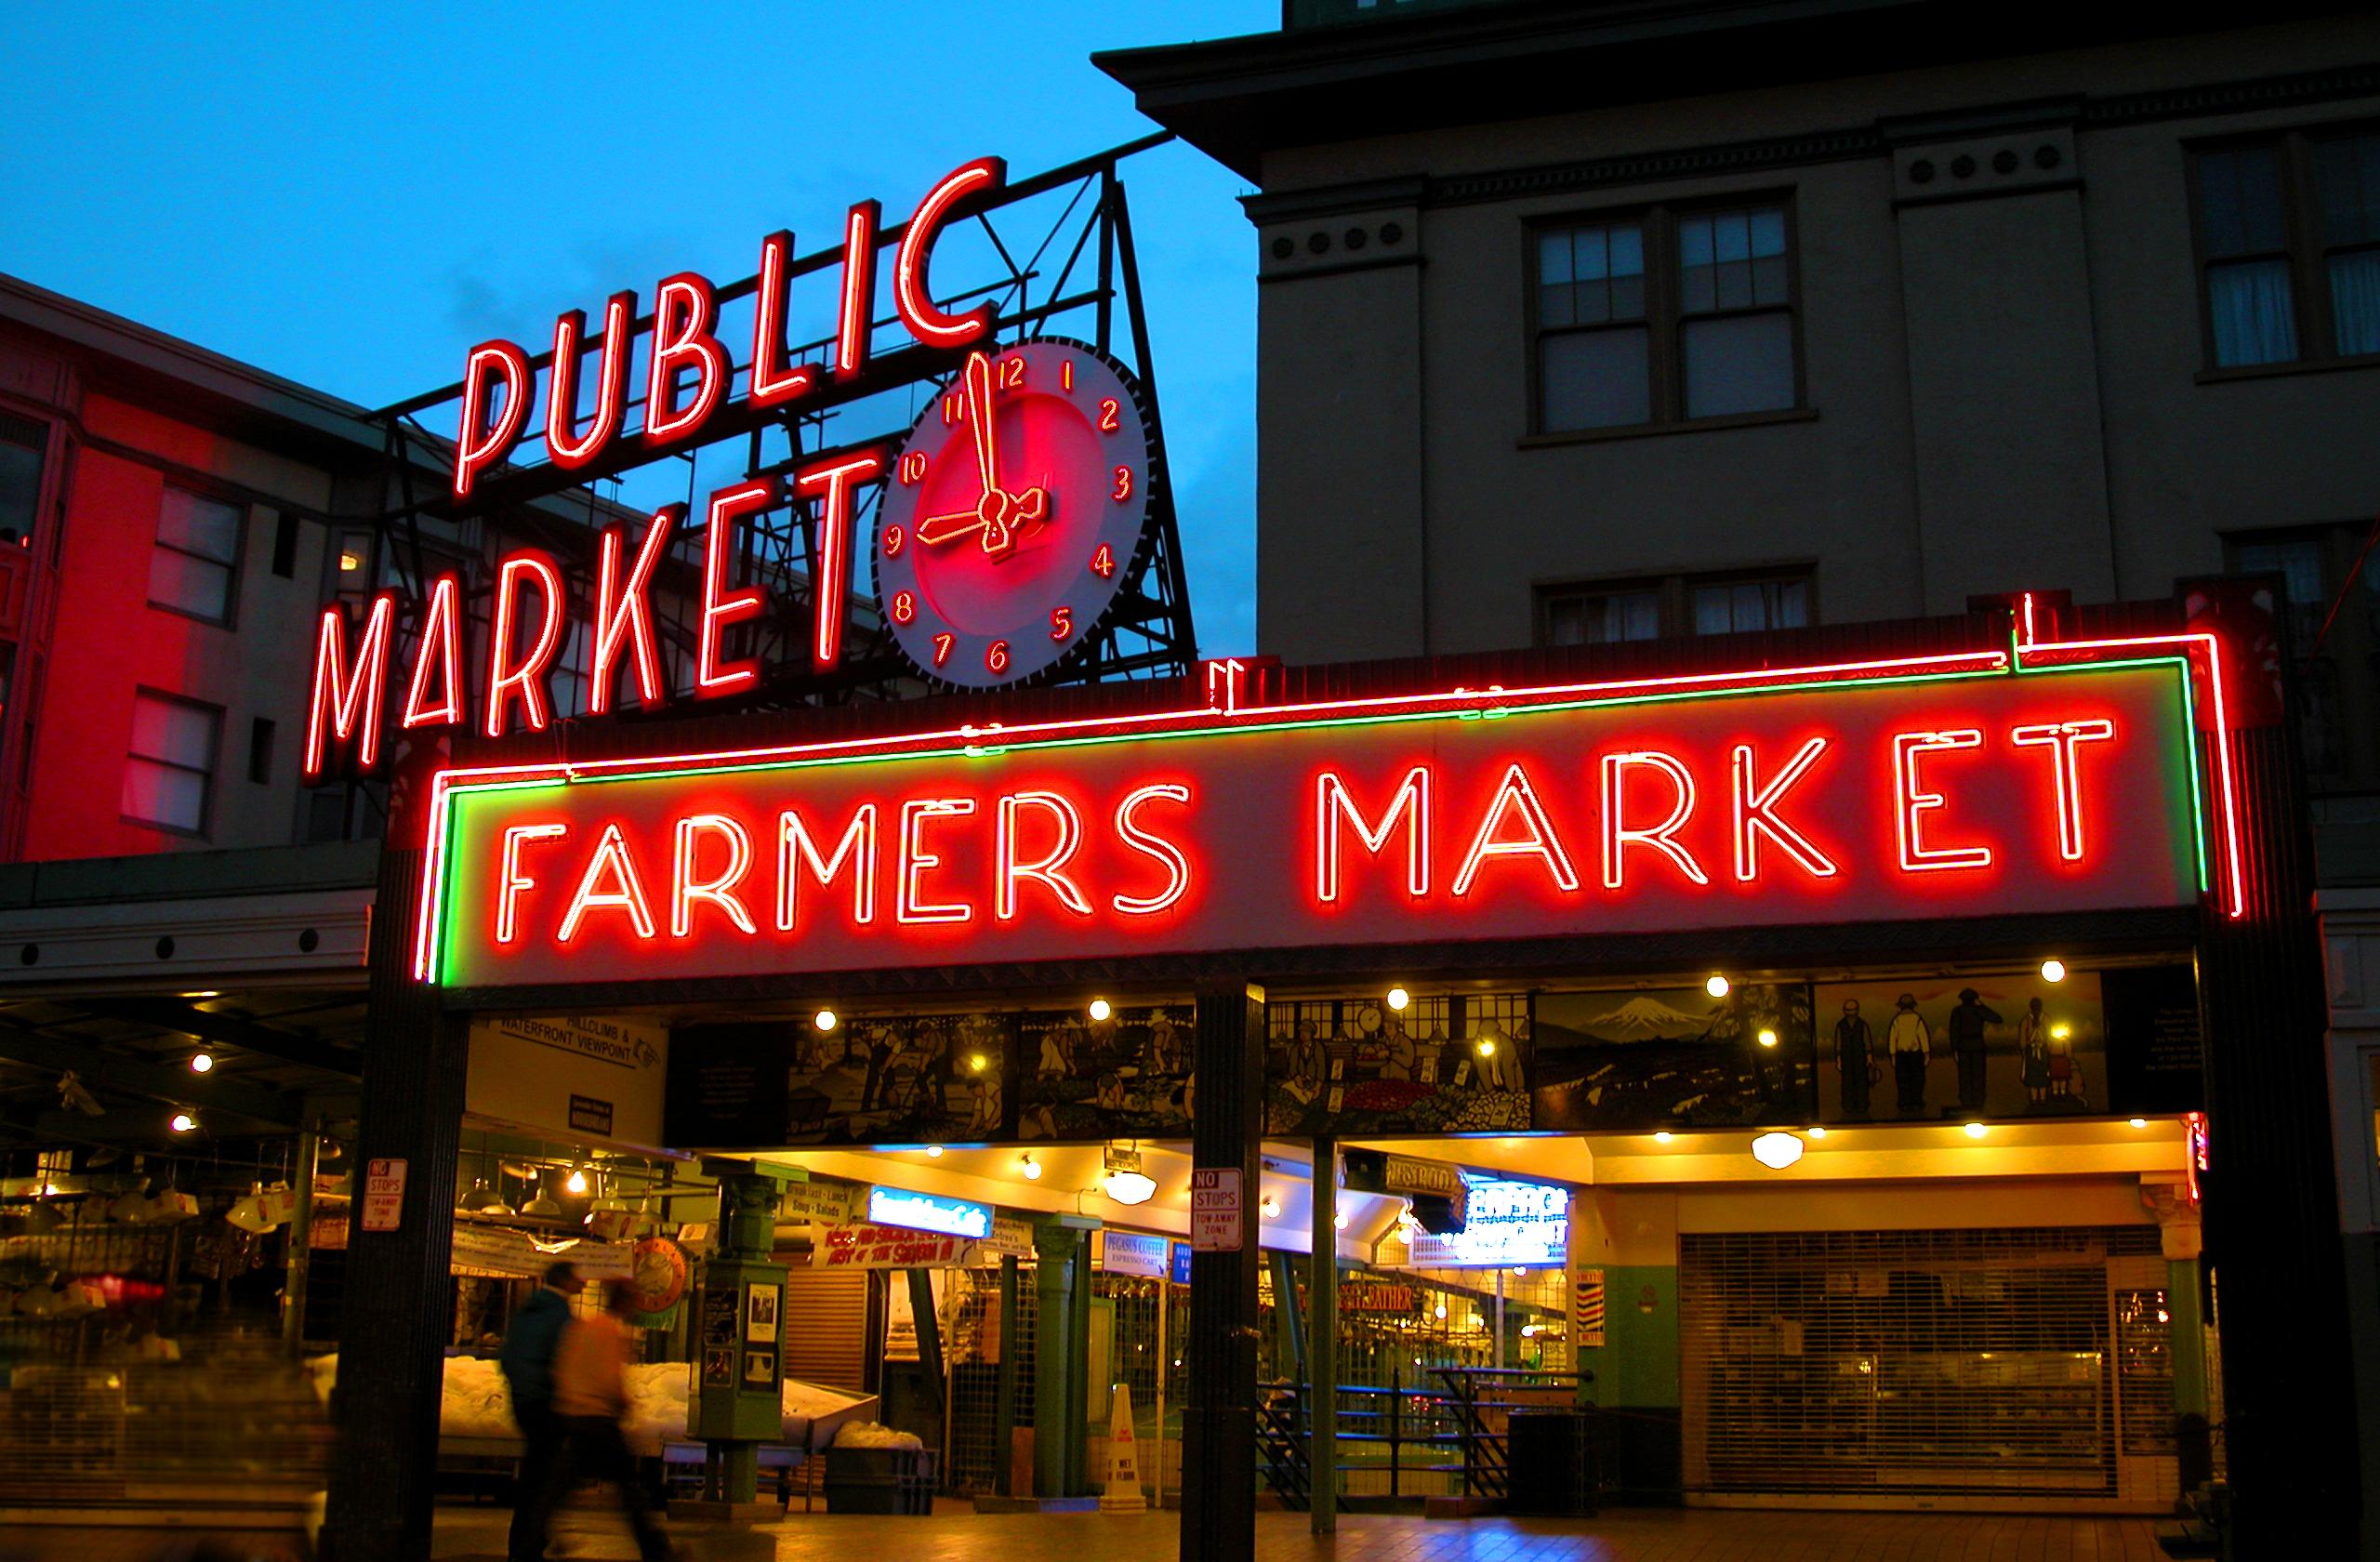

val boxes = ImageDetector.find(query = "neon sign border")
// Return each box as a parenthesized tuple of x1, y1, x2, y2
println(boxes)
(416, 618, 2236, 985)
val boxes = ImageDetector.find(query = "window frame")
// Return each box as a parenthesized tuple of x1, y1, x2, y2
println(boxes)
(2222, 521, 2380, 792)
(1533, 564, 1818, 647)
(147, 480, 247, 628)
(121, 687, 222, 839)
(1525, 192, 1811, 440)
(2188, 120, 2380, 378)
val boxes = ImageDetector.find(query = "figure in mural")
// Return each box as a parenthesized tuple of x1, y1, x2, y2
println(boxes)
(1887, 993, 1931, 1114)
(860, 1024, 895, 1112)
(1834, 999, 1874, 1115)
(1946, 988, 2003, 1112)
(1143, 1013, 1182, 1076)
(2047, 1012, 2078, 1102)
(2018, 997, 2052, 1105)
(1379, 1013, 1418, 1081)
(1036, 1023, 1076, 1079)
(966, 1073, 1004, 1136)
(1287, 1018, 1328, 1094)
(1474, 1025, 1521, 1091)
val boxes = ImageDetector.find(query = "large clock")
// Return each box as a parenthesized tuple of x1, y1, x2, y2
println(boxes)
(873, 338, 1155, 688)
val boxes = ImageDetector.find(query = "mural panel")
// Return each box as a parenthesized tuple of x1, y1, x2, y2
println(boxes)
(1530, 984, 1815, 1131)
(1812, 974, 2106, 1121)
(1016, 1003, 1195, 1140)
(1263, 994, 1532, 1136)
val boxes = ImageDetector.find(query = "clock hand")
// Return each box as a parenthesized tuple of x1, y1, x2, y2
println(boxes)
(917, 510, 985, 546)
(964, 351, 999, 502)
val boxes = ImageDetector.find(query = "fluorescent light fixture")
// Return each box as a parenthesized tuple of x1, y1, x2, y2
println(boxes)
(1751, 1132, 1804, 1170)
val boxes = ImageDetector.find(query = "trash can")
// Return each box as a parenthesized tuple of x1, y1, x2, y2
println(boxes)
(823, 1446, 932, 1515)
(1503, 1409, 1597, 1516)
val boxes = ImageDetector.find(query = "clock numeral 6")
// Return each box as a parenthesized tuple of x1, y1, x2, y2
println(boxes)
(1050, 605, 1073, 642)
(999, 356, 1026, 390)
(985, 640, 1011, 676)
(1111, 466, 1133, 502)
(891, 590, 917, 625)
(881, 524, 906, 558)
(1090, 543, 1117, 579)
(897, 452, 928, 487)
(932, 632, 955, 668)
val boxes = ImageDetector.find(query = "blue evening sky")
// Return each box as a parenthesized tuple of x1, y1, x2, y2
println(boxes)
(0, 2, 1273, 654)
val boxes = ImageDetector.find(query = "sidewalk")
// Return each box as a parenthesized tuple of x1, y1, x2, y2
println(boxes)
(430, 1503, 2172, 1562)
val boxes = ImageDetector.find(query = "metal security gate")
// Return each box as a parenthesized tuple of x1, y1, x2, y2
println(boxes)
(1680, 1226, 2173, 1502)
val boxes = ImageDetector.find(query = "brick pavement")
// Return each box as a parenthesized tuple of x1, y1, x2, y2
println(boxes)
(420, 1503, 2172, 1562)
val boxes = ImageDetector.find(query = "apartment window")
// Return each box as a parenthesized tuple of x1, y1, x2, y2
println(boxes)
(2194, 126, 2380, 368)
(0, 411, 45, 547)
(2229, 524, 2380, 788)
(1534, 201, 1800, 433)
(150, 485, 243, 623)
(1539, 568, 1811, 646)
(123, 690, 220, 836)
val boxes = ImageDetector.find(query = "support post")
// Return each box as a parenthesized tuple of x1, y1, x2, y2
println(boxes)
(1033, 1221, 1085, 1499)
(322, 836, 470, 1562)
(1309, 1136, 1337, 1536)
(995, 1253, 1020, 1497)
(1180, 983, 1263, 1562)
(282, 1119, 320, 1356)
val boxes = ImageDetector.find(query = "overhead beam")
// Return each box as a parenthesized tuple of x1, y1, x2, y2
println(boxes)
(73, 998, 362, 1078)
(0, 1017, 300, 1128)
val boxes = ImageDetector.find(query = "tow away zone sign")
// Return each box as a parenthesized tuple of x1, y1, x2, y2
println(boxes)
(1190, 1168, 1243, 1252)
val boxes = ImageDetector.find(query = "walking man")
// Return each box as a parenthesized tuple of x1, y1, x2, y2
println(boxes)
(1887, 994, 1931, 1115)
(1945, 988, 2003, 1112)
(498, 1260, 584, 1562)
(553, 1283, 676, 1562)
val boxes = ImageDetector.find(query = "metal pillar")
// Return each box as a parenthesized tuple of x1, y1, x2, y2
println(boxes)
(322, 839, 471, 1562)
(282, 1121, 320, 1356)
(1308, 1137, 1337, 1536)
(995, 1254, 1020, 1496)
(1180, 983, 1263, 1562)
(1033, 1221, 1085, 1498)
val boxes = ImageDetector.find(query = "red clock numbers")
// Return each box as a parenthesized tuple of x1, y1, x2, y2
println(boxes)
(1062, 360, 1075, 391)
(986, 640, 1011, 676)
(1099, 398, 1119, 433)
(999, 355, 1026, 390)
(1091, 543, 1117, 578)
(1112, 466, 1133, 502)
(932, 632, 954, 668)
(898, 452, 928, 486)
(941, 393, 963, 426)
(892, 590, 917, 624)
(882, 524, 906, 558)
(1051, 605, 1073, 642)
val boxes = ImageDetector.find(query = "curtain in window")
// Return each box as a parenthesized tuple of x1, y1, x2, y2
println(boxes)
(2208, 260, 2297, 366)
(2332, 251, 2380, 357)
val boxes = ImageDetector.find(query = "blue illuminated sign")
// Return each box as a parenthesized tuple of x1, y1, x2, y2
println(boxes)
(1407, 1178, 1567, 1268)
(866, 1185, 992, 1240)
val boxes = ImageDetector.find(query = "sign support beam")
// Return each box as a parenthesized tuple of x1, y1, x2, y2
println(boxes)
(1181, 983, 1263, 1562)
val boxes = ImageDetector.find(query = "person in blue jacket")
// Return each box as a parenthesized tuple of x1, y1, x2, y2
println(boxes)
(499, 1260, 585, 1562)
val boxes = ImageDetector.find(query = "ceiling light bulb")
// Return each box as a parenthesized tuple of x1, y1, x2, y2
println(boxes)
(1261, 1195, 1281, 1219)
(564, 1167, 588, 1194)
(1434, 1304, 1447, 1320)
(1807, 1125, 1827, 1139)
(968, 1052, 989, 1073)
(1089, 998, 1113, 1022)
(926, 1145, 945, 1158)
(1751, 1131, 1804, 1170)
(189, 1053, 215, 1074)
(1756, 1029, 1778, 1048)
(1474, 1037, 1497, 1057)
(1332, 1210, 1350, 1230)
(2129, 1118, 2149, 1129)
(813, 1009, 839, 1032)
(1386, 986, 1410, 1012)
(1104, 1170, 1157, 1205)
(1964, 1121, 1988, 1139)
(1020, 1155, 1041, 1181)
(169, 1112, 197, 1134)
(1706, 974, 1731, 998)
(2040, 958, 2067, 983)
(1653, 1131, 1673, 1144)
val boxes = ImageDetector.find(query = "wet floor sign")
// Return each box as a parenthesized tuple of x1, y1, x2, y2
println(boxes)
(1100, 1382, 1147, 1514)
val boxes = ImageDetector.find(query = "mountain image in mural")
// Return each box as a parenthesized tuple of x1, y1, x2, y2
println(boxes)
(1531, 984, 1815, 1131)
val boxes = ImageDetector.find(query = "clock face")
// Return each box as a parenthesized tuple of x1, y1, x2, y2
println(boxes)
(873, 338, 1154, 688)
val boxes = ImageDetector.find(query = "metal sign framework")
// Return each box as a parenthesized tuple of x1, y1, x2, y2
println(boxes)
(349, 134, 1196, 758)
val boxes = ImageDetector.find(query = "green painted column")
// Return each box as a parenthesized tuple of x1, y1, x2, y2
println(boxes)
(1034, 1221, 1088, 1498)
(2169, 1257, 2209, 1418)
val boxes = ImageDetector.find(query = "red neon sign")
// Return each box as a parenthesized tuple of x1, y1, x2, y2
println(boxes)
(448, 156, 1004, 498)
(424, 657, 2213, 989)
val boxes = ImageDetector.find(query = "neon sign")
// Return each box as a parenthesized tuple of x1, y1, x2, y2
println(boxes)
(419, 640, 2222, 988)
(865, 1186, 992, 1240)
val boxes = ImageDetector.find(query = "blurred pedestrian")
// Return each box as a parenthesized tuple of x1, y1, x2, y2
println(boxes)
(552, 1282, 675, 1562)
(497, 1260, 584, 1562)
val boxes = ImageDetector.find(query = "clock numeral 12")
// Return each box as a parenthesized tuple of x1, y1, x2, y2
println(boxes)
(932, 632, 954, 668)
(986, 640, 1011, 676)
(999, 356, 1026, 390)
(1050, 605, 1073, 642)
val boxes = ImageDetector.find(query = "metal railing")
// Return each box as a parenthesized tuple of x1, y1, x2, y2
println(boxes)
(1253, 1366, 1591, 1506)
